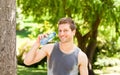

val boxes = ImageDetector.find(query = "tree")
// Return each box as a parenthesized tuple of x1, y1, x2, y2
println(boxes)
(0, 0, 16, 75)
(17, 0, 120, 69)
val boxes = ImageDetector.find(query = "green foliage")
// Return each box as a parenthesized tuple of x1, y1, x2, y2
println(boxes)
(27, 21, 55, 39)
(17, 0, 120, 39)
(17, 0, 120, 33)
(17, 0, 120, 45)
(97, 23, 120, 57)
(92, 23, 120, 69)
(17, 39, 34, 65)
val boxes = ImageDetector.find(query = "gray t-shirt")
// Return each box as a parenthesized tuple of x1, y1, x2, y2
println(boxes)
(47, 42, 80, 75)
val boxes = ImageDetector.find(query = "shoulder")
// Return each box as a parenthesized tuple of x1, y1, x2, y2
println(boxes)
(77, 49, 88, 66)
(42, 43, 54, 48)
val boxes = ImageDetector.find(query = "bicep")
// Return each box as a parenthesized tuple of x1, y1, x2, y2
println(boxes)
(78, 52, 88, 75)
(79, 64, 88, 75)
(32, 46, 48, 63)
(34, 49, 47, 62)
(32, 44, 54, 63)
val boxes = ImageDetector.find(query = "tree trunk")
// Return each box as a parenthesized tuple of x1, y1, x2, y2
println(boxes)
(86, 15, 101, 64)
(0, 0, 16, 75)
(75, 16, 100, 75)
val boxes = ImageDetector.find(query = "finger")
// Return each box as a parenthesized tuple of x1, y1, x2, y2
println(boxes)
(44, 33, 48, 38)
(39, 34, 44, 39)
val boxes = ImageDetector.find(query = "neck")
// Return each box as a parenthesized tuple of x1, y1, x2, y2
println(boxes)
(59, 41, 74, 51)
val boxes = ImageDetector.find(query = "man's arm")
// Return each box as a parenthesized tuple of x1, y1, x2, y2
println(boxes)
(78, 51, 88, 75)
(23, 41, 48, 65)
(24, 34, 51, 65)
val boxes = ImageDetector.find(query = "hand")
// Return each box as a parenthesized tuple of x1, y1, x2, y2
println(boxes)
(36, 33, 48, 45)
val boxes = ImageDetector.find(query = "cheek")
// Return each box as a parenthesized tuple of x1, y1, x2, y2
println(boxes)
(58, 32, 61, 36)
(58, 34, 60, 38)
(58, 33, 62, 38)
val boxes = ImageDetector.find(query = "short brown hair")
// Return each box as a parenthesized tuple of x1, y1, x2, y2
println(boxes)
(58, 17, 76, 31)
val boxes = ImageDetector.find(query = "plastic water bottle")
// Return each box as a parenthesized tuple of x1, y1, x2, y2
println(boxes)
(40, 32, 56, 45)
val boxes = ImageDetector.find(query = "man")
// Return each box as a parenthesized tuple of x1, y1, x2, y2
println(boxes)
(24, 17, 88, 75)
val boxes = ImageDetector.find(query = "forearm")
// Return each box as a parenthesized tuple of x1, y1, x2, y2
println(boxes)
(24, 41, 40, 65)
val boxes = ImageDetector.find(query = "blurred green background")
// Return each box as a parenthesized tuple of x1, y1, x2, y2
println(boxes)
(16, 0, 120, 75)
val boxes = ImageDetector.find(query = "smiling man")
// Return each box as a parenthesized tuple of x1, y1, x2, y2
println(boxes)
(24, 17, 88, 75)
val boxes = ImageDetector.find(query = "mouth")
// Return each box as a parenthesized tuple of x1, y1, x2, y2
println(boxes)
(60, 36, 66, 39)
(60, 37, 67, 42)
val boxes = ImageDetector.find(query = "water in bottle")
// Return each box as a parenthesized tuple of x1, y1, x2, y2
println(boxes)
(40, 32, 56, 45)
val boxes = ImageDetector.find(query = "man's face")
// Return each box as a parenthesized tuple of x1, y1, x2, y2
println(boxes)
(58, 23, 75, 43)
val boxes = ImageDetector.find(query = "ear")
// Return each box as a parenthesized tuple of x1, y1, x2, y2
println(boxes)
(73, 30, 76, 36)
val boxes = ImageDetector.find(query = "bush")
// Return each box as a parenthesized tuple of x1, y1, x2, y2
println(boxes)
(17, 39, 47, 68)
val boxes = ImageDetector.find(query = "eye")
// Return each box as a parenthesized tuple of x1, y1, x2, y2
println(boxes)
(64, 29, 68, 32)
(58, 30, 62, 33)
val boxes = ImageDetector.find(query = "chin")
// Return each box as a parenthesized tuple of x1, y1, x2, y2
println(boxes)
(60, 40, 69, 43)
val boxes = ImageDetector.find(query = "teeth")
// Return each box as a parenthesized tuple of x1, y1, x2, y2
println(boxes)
(61, 37, 65, 39)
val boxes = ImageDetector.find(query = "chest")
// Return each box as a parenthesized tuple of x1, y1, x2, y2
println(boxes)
(49, 49, 78, 71)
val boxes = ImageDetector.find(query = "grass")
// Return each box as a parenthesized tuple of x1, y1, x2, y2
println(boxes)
(17, 65, 47, 75)
(17, 64, 120, 75)
(16, 29, 31, 38)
